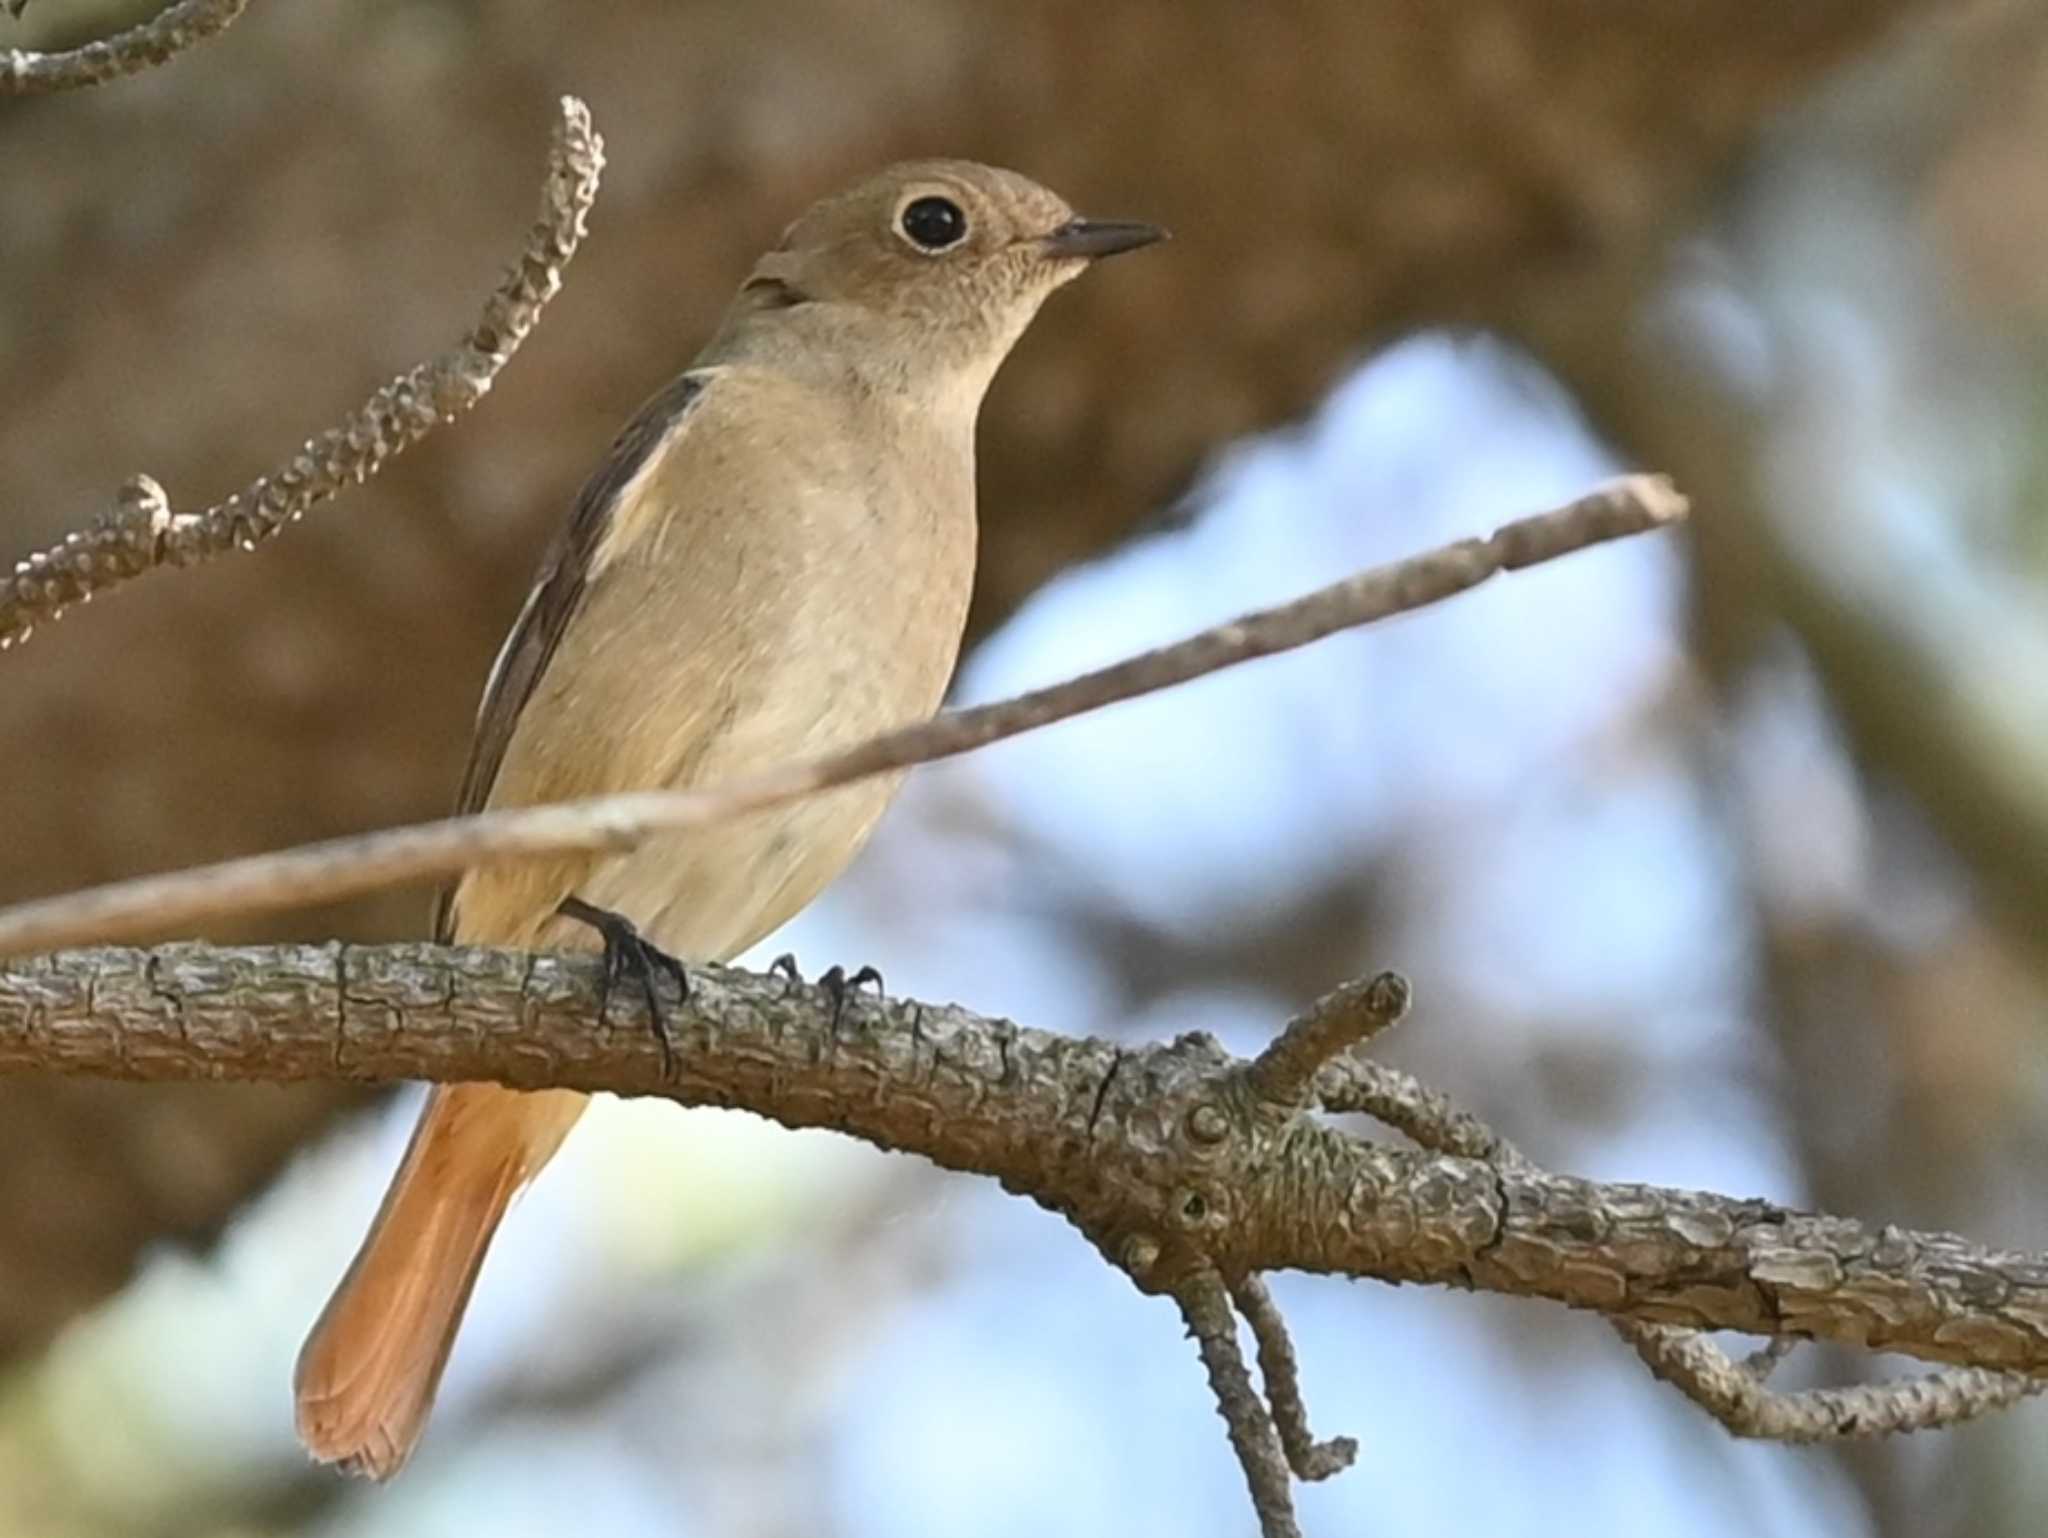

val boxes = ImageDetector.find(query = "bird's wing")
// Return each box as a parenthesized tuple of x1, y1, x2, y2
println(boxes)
(433, 370, 709, 942)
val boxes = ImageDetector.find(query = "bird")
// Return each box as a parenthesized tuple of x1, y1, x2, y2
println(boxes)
(292, 159, 1164, 1479)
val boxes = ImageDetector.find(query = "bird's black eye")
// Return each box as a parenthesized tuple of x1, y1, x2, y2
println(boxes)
(900, 195, 968, 252)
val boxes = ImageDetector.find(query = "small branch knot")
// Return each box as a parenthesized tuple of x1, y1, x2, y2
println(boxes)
(1118, 1232, 1163, 1283)
(114, 473, 169, 531)
(1186, 1102, 1230, 1144)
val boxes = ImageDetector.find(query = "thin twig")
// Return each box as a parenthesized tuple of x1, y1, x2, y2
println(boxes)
(1622, 1322, 2045, 1440)
(1317, 1026, 2046, 1438)
(0, 94, 603, 651)
(1176, 1269, 1301, 1538)
(0, 476, 1688, 954)
(1, 0, 247, 94)
(1316, 1055, 1529, 1167)
(1248, 971, 1409, 1109)
(1743, 1335, 1796, 1382)
(1229, 1273, 1357, 1480)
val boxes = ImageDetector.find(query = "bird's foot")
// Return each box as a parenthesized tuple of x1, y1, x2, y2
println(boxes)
(818, 963, 884, 1030)
(557, 896, 689, 1072)
(767, 954, 883, 1027)
(768, 952, 804, 997)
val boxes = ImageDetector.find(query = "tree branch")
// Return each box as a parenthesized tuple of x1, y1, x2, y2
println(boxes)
(0, 476, 1687, 955)
(6, 944, 2048, 1362)
(12, 943, 2048, 1529)
(0, 0, 247, 94)
(0, 93, 602, 652)
(1619, 1321, 2043, 1441)
(1315, 993, 2048, 1439)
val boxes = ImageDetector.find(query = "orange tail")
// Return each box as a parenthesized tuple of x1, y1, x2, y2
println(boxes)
(294, 1083, 587, 1478)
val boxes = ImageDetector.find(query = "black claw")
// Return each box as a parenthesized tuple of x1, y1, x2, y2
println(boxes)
(817, 963, 884, 1030)
(557, 896, 688, 1072)
(768, 952, 803, 996)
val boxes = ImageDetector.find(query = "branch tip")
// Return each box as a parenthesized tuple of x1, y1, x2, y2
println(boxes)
(1231, 1274, 1358, 1481)
(1491, 472, 1690, 572)
(1249, 969, 1410, 1108)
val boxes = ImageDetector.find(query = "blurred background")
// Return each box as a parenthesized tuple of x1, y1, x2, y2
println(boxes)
(3, 1, 2048, 1534)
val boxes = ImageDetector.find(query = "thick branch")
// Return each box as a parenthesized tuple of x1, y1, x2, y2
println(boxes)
(0, 476, 1688, 954)
(7, 941, 2048, 1383)
(0, 0, 246, 94)
(0, 94, 602, 652)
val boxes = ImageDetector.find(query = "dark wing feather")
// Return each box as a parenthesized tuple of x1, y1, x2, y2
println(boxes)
(432, 371, 708, 941)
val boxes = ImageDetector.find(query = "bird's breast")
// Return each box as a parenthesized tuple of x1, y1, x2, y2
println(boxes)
(455, 368, 979, 961)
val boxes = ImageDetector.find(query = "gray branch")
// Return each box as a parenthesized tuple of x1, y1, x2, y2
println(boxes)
(1620, 1321, 2043, 1441)
(1320, 1000, 2048, 1444)
(6, 939, 2048, 1537)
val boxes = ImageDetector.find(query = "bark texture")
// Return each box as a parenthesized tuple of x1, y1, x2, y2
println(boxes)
(7, 942, 2047, 1380)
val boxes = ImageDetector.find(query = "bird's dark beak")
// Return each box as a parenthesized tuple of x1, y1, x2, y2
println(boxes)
(1040, 218, 1169, 260)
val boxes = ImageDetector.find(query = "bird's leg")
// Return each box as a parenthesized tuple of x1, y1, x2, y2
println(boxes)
(556, 896, 688, 1072)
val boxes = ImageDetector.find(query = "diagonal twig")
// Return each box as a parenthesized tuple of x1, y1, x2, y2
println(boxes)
(0, 476, 1688, 954)
(1317, 1054, 1529, 1167)
(1249, 972, 1409, 1109)
(1, 0, 248, 95)
(0, 93, 603, 652)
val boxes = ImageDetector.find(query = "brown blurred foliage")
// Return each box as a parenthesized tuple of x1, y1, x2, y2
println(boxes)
(0, 1, 1924, 1356)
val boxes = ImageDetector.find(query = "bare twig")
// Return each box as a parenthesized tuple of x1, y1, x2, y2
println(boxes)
(1176, 1269, 1301, 1538)
(1743, 1335, 1797, 1382)
(0, 0, 247, 94)
(1319, 1017, 2048, 1438)
(1621, 1322, 2045, 1439)
(1249, 971, 1409, 1109)
(1229, 1273, 1358, 1480)
(0, 94, 603, 652)
(0, 476, 1688, 954)
(1316, 1053, 1526, 1166)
